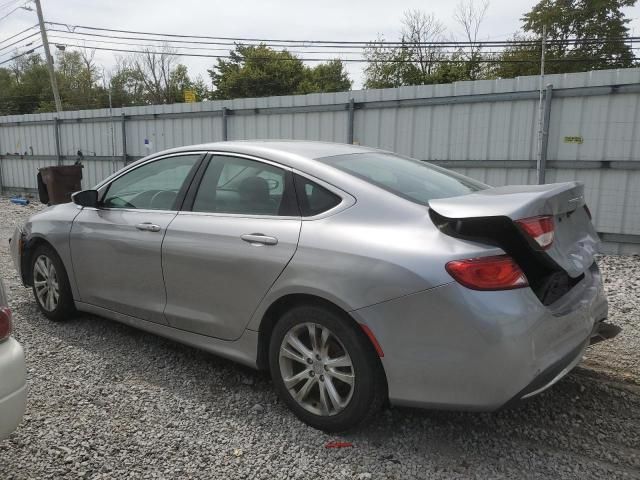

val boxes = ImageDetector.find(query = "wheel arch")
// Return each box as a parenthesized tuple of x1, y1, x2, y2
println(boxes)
(255, 293, 385, 374)
(22, 235, 57, 286)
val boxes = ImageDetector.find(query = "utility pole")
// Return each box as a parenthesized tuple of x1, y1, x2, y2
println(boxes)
(536, 25, 547, 185)
(34, 0, 62, 112)
(103, 68, 117, 173)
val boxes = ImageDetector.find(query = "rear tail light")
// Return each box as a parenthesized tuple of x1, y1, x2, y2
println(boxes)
(516, 215, 555, 250)
(0, 306, 12, 342)
(445, 255, 528, 291)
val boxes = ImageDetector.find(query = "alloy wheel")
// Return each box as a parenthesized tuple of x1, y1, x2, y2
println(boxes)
(33, 255, 59, 312)
(278, 322, 355, 416)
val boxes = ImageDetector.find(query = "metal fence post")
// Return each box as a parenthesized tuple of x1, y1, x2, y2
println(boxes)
(537, 84, 553, 184)
(54, 117, 62, 166)
(222, 107, 228, 141)
(121, 114, 127, 167)
(347, 99, 355, 144)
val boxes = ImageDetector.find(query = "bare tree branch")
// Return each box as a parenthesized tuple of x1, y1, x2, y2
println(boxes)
(401, 10, 448, 76)
(454, 0, 489, 79)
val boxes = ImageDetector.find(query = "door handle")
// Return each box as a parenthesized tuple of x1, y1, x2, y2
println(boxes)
(240, 233, 278, 246)
(135, 223, 161, 232)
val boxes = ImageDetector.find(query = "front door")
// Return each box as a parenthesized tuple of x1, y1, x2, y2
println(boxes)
(70, 154, 202, 323)
(162, 154, 301, 340)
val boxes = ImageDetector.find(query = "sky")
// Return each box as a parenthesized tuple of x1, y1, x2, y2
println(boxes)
(1, 0, 640, 89)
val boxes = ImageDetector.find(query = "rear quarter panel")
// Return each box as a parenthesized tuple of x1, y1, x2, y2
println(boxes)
(248, 191, 503, 330)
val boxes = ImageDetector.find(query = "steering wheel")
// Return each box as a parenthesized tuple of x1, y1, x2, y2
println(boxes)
(150, 190, 177, 210)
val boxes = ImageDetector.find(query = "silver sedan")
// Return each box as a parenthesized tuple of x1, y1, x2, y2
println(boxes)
(10, 141, 612, 431)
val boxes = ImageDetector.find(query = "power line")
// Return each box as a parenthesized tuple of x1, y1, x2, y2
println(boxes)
(49, 35, 640, 61)
(46, 28, 369, 50)
(0, 4, 22, 23)
(0, 0, 21, 12)
(47, 34, 366, 56)
(0, 23, 37, 45)
(0, 44, 41, 65)
(51, 42, 635, 64)
(46, 21, 640, 48)
(0, 30, 39, 53)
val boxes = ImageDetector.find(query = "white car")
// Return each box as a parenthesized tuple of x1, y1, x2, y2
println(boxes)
(0, 279, 26, 440)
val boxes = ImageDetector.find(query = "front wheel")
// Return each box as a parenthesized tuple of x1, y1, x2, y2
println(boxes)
(31, 244, 75, 322)
(269, 305, 386, 432)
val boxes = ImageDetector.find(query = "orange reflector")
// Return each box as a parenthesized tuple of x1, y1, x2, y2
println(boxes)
(360, 324, 384, 357)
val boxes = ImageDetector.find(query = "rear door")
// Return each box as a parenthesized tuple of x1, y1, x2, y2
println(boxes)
(162, 153, 301, 340)
(70, 153, 202, 323)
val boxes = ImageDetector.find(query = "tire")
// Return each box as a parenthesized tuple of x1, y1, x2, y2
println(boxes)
(30, 244, 76, 322)
(269, 304, 387, 432)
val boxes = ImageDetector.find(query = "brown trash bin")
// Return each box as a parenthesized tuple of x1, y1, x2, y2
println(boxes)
(38, 165, 84, 205)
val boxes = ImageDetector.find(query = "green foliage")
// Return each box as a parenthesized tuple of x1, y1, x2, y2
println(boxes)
(209, 45, 305, 99)
(56, 50, 106, 110)
(298, 60, 352, 94)
(109, 60, 145, 108)
(493, 0, 638, 78)
(363, 40, 471, 88)
(208, 44, 351, 99)
(0, 54, 53, 115)
(362, 10, 476, 88)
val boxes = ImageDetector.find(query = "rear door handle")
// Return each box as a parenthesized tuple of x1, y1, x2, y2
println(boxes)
(135, 222, 161, 232)
(240, 233, 278, 246)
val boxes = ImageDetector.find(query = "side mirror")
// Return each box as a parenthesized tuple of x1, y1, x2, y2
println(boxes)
(71, 190, 98, 208)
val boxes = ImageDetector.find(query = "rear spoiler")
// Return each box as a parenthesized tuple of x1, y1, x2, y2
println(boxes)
(428, 181, 585, 220)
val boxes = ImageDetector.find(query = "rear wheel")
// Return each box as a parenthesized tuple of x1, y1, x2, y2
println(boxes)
(31, 244, 75, 322)
(269, 304, 386, 432)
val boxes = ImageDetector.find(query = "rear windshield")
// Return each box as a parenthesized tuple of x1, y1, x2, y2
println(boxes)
(318, 152, 487, 205)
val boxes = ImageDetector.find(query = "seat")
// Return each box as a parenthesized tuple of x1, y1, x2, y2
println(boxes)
(237, 176, 277, 214)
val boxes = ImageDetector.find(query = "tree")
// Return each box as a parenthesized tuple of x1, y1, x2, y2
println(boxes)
(363, 37, 421, 88)
(0, 67, 18, 115)
(108, 57, 146, 107)
(208, 44, 351, 99)
(297, 60, 352, 94)
(56, 49, 105, 110)
(133, 45, 181, 104)
(4, 54, 52, 114)
(209, 44, 306, 99)
(0, 45, 207, 113)
(494, 0, 637, 78)
(363, 8, 481, 88)
(401, 10, 448, 79)
(454, 0, 490, 80)
(190, 76, 211, 101)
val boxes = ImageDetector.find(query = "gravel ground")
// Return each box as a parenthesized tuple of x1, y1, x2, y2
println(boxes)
(0, 196, 638, 480)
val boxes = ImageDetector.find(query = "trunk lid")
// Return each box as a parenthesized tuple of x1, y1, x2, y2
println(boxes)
(429, 181, 599, 278)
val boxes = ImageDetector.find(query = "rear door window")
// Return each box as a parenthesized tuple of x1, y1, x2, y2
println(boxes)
(192, 155, 298, 216)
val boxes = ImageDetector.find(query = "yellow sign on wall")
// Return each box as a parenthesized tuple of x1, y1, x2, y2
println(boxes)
(563, 136, 584, 144)
(184, 90, 196, 103)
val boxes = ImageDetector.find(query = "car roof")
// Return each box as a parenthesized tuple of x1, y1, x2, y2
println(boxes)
(96, 140, 385, 193)
(158, 140, 378, 168)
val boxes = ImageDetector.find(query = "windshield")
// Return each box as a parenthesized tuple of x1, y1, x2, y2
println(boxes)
(318, 152, 487, 205)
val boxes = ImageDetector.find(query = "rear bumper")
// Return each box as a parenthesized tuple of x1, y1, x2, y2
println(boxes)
(352, 262, 608, 410)
(0, 338, 27, 440)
